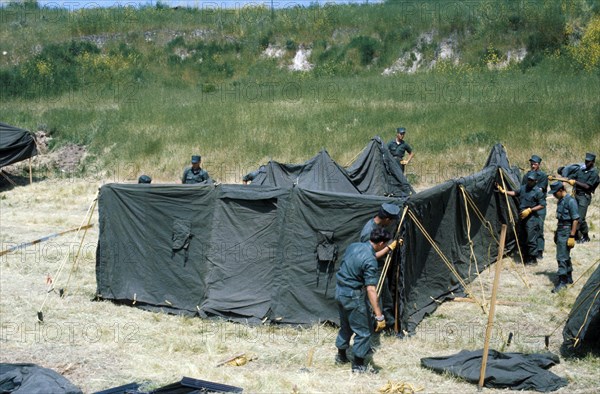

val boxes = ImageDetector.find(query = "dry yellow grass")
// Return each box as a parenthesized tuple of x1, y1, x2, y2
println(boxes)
(1, 176, 599, 393)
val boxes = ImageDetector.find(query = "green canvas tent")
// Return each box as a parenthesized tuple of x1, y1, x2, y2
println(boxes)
(96, 143, 518, 332)
(248, 149, 361, 194)
(0, 122, 37, 168)
(345, 136, 414, 197)
(562, 263, 600, 352)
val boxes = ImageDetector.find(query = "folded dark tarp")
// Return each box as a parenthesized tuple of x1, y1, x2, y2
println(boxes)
(152, 376, 242, 393)
(0, 122, 38, 168)
(0, 363, 82, 394)
(421, 349, 568, 392)
(563, 263, 600, 352)
(93, 377, 242, 394)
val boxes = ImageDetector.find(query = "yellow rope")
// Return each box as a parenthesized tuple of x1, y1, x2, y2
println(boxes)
(64, 193, 98, 294)
(459, 186, 488, 313)
(407, 208, 486, 312)
(38, 192, 98, 318)
(459, 185, 498, 245)
(573, 288, 600, 348)
(499, 168, 530, 288)
(546, 259, 600, 340)
(377, 206, 408, 296)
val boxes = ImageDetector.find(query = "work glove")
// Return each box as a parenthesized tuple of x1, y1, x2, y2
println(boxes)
(400, 160, 408, 165)
(568, 179, 576, 186)
(497, 184, 506, 194)
(519, 208, 532, 219)
(567, 236, 576, 249)
(374, 315, 386, 333)
(387, 240, 398, 251)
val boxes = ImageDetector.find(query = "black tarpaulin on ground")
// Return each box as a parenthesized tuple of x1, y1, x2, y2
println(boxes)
(0, 122, 38, 168)
(345, 136, 414, 197)
(250, 149, 360, 194)
(563, 263, 600, 352)
(97, 144, 517, 331)
(0, 363, 82, 394)
(421, 349, 568, 392)
(94, 377, 242, 394)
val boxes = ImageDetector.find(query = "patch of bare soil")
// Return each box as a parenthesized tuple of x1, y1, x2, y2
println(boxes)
(1, 132, 87, 188)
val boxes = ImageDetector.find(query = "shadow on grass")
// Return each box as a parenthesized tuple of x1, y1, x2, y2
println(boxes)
(0, 171, 46, 192)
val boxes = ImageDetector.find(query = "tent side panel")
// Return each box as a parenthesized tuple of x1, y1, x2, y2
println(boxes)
(96, 184, 216, 313)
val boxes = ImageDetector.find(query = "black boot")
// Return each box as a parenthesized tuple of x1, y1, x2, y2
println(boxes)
(335, 348, 349, 364)
(552, 275, 568, 293)
(567, 272, 573, 284)
(352, 357, 379, 374)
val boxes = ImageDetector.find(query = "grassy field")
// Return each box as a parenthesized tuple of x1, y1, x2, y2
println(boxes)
(1, 0, 599, 185)
(1, 1, 600, 392)
(0, 179, 599, 392)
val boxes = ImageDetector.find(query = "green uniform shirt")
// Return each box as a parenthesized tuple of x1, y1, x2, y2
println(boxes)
(387, 139, 412, 160)
(572, 166, 599, 194)
(336, 242, 379, 289)
(556, 194, 580, 222)
(514, 184, 546, 212)
(182, 167, 210, 184)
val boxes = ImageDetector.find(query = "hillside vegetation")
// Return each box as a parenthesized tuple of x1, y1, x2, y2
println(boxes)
(1, 0, 599, 183)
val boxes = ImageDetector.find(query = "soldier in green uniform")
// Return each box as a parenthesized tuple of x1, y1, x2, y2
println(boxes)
(335, 227, 393, 373)
(521, 155, 548, 258)
(548, 181, 579, 293)
(359, 203, 400, 330)
(497, 172, 546, 265)
(387, 127, 414, 172)
(182, 155, 211, 184)
(567, 153, 599, 243)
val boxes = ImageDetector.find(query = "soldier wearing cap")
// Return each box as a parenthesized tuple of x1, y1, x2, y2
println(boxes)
(497, 172, 546, 265)
(242, 165, 266, 185)
(387, 127, 414, 172)
(548, 181, 579, 293)
(335, 227, 392, 373)
(521, 155, 548, 258)
(182, 155, 211, 184)
(566, 152, 599, 243)
(359, 203, 400, 330)
(138, 175, 152, 184)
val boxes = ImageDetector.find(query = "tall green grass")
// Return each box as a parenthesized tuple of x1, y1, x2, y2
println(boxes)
(1, 0, 599, 183)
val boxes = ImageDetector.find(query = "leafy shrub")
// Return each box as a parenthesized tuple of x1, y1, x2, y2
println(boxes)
(348, 36, 380, 66)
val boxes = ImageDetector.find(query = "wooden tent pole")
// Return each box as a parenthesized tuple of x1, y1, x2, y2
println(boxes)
(478, 224, 507, 389)
(29, 157, 32, 184)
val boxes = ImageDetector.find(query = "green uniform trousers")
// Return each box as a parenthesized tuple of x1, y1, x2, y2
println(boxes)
(335, 287, 373, 359)
(555, 225, 573, 276)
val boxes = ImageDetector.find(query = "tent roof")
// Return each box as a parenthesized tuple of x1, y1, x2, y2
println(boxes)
(252, 149, 361, 194)
(345, 136, 414, 197)
(0, 122, 38, 168)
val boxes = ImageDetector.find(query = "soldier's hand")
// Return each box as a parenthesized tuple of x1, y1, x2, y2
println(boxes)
(400, 160, 408, 165)
(567, 236, 576, 249)
(548, 175, 555, 181)
(519, 208, 532, 219)
(387, 240, 398, 251)
(374, 315, 386, 333)
(496, 184, 506, 194)
(568, 179, 576, 186)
